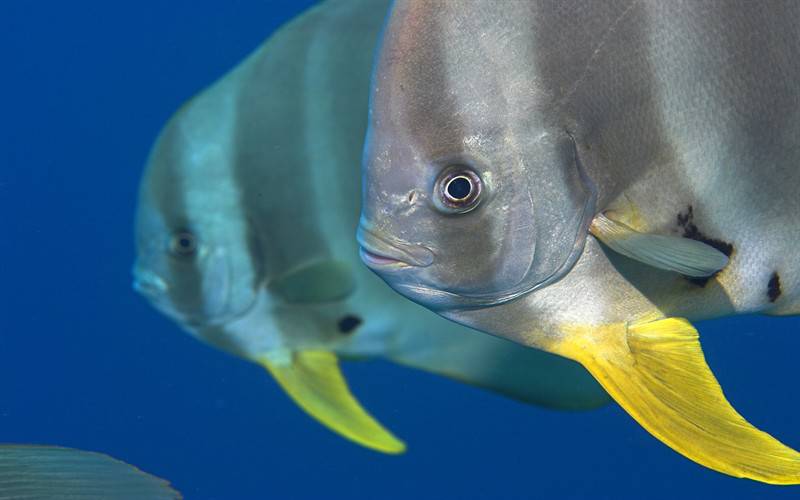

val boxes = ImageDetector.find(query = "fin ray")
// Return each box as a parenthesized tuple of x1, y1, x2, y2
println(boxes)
(590, 213, 728, 277)
(0, 445, 181, 499)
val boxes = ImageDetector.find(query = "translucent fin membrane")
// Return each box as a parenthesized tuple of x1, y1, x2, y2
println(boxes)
(591, 213, 728, 277)
(0, 445, 181, 499)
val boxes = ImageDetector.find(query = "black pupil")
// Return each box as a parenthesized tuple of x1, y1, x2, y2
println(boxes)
(446, 176, 472, 200)
(173, 233, 195, 254)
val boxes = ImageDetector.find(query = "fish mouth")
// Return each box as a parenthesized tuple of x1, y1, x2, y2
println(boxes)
(132, 269, 168, 299)
(356, 225, 434, 270)
(132, 264, 255, 327)
(132, 270, 183, 323)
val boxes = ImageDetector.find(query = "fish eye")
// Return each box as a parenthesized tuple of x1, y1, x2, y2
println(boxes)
(170, 230, 197, 258)
(435, 168, 482, 213)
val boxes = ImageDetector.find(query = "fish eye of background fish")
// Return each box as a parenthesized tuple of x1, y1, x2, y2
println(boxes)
(169, 230, 198, 258)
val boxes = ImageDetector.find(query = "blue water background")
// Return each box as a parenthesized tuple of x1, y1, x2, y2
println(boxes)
(2, 1, 799, 498)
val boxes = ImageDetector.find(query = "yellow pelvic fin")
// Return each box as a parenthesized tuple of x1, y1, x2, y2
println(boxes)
(553, 317, 800, 484)
(260, 350, 406, 454)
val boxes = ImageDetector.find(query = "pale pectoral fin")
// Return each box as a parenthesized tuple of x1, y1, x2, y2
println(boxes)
(554, 318, 800, 484)
(0, 445, 181, 499)
(259, 351, 405, 454)
(590, 213, 728, 277)
(267, 260, 356, 303)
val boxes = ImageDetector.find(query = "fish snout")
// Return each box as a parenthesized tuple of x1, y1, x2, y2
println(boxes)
(131, 266, 183, 321)
(356, 224, 434, 270)
(132, 268, 168, 299)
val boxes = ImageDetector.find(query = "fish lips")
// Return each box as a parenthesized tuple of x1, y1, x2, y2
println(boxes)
(356, 225, 434, 271)
(357, 225, 476, 311)
(131, 264, 255, 329)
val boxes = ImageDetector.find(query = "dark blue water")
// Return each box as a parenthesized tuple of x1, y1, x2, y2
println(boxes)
(2, 2, 799, 498)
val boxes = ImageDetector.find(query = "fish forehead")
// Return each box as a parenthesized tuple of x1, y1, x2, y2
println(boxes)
(370, 1, 639, 140)
(365, 0, 641, 211)
(373, 1, 800, 152)
(371, 1, 528, 161)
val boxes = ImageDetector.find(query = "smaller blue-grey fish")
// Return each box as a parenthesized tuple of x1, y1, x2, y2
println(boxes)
(133, 0, 608, 454)
(0, 445, 180, 499)
(359, 0, 800, 482)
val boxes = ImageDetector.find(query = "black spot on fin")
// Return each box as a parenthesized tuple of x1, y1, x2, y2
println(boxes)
(768, 272, 782, 302)
(677, 206, 733, 287)
(337, 315, 362, 334)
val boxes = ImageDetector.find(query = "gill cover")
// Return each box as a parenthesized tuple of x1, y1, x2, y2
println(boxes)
(260, 351, 405, 454)
(473, 136, 597, 307)
(553, 318, 800, 484)
(410, 136, 596, 310)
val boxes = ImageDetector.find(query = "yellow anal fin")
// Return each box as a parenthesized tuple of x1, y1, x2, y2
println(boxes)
(260, 350, 406, 454)
(555, 318, 800, 484)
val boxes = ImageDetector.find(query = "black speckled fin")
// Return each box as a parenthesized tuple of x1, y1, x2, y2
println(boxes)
(590, 213, 728, 277)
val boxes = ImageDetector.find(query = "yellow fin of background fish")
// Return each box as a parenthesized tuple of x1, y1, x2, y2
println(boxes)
(0, 445, 181, 499)
(553, 317, 800, 484)
(260, 351, 406, 454)
(590, 212, 728, 277)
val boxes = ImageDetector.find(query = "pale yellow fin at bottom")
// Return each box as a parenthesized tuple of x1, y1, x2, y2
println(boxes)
(553, 317, 800, 484)
(260, 350, 405, 454)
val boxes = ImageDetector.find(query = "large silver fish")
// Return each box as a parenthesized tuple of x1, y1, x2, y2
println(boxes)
(133, 0, 607, 455)
(359, 0, 800, 483)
